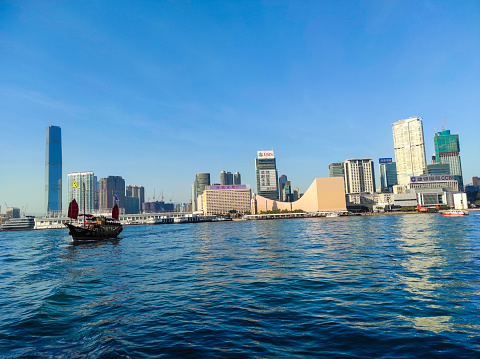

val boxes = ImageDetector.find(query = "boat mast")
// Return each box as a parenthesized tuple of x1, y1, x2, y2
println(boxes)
(83, 182, 86, 228)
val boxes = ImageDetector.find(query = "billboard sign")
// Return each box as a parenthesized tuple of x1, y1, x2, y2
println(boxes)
(208, 185, 247, 190)
(410, 175, 455, 183)
(379, 158, 392, 164)
(259, 169, 277, 191)
(257, 150, 275, 159)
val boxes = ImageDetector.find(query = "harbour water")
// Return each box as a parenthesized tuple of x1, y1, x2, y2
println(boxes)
(1, 214, 480, 358)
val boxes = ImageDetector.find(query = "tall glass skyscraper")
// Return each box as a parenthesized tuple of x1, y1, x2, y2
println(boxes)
(45, 125, 62, 214)
(434, 129, 463, 190)
(379, 158, 398, 193)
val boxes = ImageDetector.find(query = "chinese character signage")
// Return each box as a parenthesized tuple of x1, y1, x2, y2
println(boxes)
(410, 175, 454, 183)
(208, 185, 247, 190)
(259, 169, 277, 191)
(379, 158, 392, 164)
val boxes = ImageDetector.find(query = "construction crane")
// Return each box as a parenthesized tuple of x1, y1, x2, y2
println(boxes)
(169, 193, 174, 203)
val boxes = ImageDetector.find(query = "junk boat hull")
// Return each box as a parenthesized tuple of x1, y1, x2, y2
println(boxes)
(64, 222, 122, 241)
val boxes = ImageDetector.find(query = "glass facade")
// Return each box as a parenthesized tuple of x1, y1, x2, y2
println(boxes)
(45, 126, 62, 214)
(434, 130, 463, 190)
(379, 162, 398, 193)
(329, 163, 345, 178)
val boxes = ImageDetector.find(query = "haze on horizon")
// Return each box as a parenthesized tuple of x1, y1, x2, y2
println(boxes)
(1, 1, 479, 214)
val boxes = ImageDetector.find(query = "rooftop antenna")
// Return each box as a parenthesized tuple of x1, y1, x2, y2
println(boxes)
(442, 116, 446, 131)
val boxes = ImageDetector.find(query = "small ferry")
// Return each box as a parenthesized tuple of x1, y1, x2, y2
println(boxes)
(442, 209, 469, 216)
(0, 216, 35, 231)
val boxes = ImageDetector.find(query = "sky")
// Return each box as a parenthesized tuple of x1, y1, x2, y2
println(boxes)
(1, 0, 479, 215)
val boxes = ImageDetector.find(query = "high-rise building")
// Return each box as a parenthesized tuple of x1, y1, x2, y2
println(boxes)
(329, 163, 345, 178)
(126, 185, 145, 214)
(392, 117, 427, 186)
(45, 125, 62, 214)
(278, 174, 287, 201)
(426, 163, 450, 175)
(67, 171, 97, 213)
(283, 180, 294, 202)
(234, 172, 241, 185)
(220, 171, 233, 185)
(473, 177, 479, 186)
(379, 158, 398, 193)
(98, 176, 125, 211)
(192, 173, 210, 211)
(255, 150, 279, 200)
(434, 129, 463, 190)
(344, 159, 375, 194)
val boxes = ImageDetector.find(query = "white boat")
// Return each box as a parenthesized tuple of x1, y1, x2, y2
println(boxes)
(326, 212, 340, 218)
(0, 216, 36, 231)
(442, 210, 468, 216)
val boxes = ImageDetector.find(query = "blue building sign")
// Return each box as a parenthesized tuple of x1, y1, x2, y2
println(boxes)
(379, 158, 392, 164)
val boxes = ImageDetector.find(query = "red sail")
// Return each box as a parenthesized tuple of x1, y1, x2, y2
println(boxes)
(68, 199, 79, 219)
(112, 204, 119, 220)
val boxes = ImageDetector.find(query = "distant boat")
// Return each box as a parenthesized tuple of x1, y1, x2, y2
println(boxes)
(0, 216, 35, 231)
(326, 212, 340, 218)
(442, 210, 468, 216)
(64, 197, 123, 242)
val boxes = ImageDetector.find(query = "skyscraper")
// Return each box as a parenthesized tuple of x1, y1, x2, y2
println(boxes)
(45, 125, 62, 214)
(98, 176, 125, 211)
(67, 172, 96, 213)
(379, 158, 397, 193)
(329, 163, 345, 178)
(255, 150, 279, 200)
(344, 158, 375, 194)
(126, 185, 145, 214)
(220, 171, 233, 185)
(234, 172, 241, 185)
(192, 173, 210, 211)
(392, 117, 427, 186)
(278, 174, 287, 201)
(434, 129, 463, 190)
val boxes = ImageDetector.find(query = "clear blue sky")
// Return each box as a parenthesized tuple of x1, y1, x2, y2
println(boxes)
(1, 1, 479, 214)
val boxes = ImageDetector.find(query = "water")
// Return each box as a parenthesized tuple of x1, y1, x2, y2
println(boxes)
(1, 214, 480, 358)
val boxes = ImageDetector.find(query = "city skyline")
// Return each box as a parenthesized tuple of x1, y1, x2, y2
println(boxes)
(1, 2, 479, 214)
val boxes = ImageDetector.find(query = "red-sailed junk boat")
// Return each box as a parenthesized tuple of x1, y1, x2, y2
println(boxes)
(64, 198, 123, 241)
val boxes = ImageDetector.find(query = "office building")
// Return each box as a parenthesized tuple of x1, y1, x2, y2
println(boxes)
(45, 125, 62, 214)
(392, 117, 427, 186)
(202, 185, 251, 215)
(278, 174, 287, 201)
(329, 163, 345, 178)
(126, 185, 145, 214)
(67, 172, 97, 213)
(234, 172, 241, 185)
(283, 180, 294, 202)
(220, 171, 234, 185)
(473, 177, 479, 186)
(98, 176, 125, 211)
(344, 159, 375, 194)
(426, 163, 450, 175)
(434, 129, 463, 190)
(255, 150, 279, 200)
(6, 207, 20, 219)
(379, 158, 398, 193)
(192, 173, 210, 211)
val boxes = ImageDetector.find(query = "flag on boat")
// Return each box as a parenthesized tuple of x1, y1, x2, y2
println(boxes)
(114, 195, 119, 201)
(73, 180, 79, 189)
